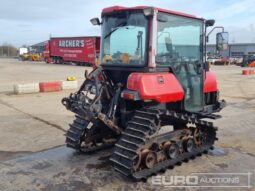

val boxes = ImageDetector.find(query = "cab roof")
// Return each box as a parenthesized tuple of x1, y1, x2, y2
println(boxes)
(102, 6, 204, 20)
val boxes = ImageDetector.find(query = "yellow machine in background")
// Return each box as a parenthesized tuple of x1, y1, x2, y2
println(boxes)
(19, 47, 42, 61)
(20, 53, 30, 61)
(30, 53, 41, 61)
(20, 52, 42, 61)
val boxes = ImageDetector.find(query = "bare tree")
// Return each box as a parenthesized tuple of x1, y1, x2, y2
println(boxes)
(0, 43, 18, 57)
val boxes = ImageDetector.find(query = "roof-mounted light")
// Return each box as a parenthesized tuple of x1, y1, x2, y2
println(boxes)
(143, 7, 154, 17)
(90, 18, 101, 26)
(205, 19, 215, 27)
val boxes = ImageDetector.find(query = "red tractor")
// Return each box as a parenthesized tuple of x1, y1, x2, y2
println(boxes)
(62, 6, 227, 180)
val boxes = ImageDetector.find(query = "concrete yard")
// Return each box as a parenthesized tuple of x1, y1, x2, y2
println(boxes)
(0, 58, 254, 191)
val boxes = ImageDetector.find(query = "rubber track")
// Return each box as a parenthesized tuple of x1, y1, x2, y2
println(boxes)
(65, 115, 114, 153)
(110, 108, 217, 180)
(66, 115, 88, 149)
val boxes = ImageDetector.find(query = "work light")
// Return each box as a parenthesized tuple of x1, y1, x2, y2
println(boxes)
(90, 18, 101, 25)
(143, 7, 154, 17)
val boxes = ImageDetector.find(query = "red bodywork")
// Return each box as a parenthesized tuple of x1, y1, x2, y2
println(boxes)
(204, 71, 218, 93)
(127, 73, 185, 103)
(43, 41, 52, 63)
(43, 36, 100, 66)
(127, 72, 218, 103)
(102, 6, 203, 20)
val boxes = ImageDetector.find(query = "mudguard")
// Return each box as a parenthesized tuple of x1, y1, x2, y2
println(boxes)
(204, 71, 218, 93)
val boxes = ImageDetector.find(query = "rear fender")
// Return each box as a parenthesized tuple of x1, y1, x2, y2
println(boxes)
(204, 71, 218, 93)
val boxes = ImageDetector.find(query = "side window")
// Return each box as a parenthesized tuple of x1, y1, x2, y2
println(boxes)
(156, 13, 202, 74)
(157, 32, 171, 55)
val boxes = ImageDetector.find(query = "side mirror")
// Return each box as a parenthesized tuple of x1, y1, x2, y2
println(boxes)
(90, 18, 101, 26)
(216, 32, 229, 51)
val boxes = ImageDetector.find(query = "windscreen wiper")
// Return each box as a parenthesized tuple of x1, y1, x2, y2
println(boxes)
(104, 21, 127, 39)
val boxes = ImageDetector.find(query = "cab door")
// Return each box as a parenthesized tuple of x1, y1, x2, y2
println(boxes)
(174, 61, 204, 112)
(155, 12, 204, 112)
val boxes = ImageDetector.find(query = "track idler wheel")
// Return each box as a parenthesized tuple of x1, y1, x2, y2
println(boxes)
(193, 128, 202, 146)
(184, 138, 195, 152)
(133, 153, 142, 171)
(168, 143, 179, 159)
(143, 150, 157, 169)
(163, 141, 180, 159)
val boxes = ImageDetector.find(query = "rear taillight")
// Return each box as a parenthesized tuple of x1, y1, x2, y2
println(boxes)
(121, 92, 135, 100)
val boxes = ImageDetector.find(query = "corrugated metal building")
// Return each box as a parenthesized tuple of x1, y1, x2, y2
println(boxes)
(29, 41, 47, 53)
(207, 43, 255, 57)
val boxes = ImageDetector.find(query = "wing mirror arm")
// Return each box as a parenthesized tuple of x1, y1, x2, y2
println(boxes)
(206, 26, 224, 43)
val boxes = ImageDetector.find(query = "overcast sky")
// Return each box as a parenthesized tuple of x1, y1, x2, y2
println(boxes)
(0, 0, 254, 47)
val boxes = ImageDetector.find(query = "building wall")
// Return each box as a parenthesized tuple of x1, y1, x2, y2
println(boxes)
(29, 41, 47, 54)
(206, 43, 255, 57)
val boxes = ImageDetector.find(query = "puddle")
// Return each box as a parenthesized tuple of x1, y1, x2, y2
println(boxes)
(86, 160, 111, 170)
(98, 154, 111, 161)
(0, 151, 32, 162)
(246, 152, 255, 157)
(53, 172, 67, 178)
(6, 170, 34, 175)
(32, 161, 53, 170)
(208, 147, 228, 156)
(86, 154, 112, 170)
(71, 168, 81, 175)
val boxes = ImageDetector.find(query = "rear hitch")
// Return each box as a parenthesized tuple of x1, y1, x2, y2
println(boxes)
(62, 67, 123, 134)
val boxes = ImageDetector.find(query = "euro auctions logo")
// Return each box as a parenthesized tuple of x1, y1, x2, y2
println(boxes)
(59, 40, 85, 48)
(152, 175, 198, 186)
(152, 172, 253, 188)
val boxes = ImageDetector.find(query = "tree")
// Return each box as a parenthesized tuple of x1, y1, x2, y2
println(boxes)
(0, 43, 18, 57)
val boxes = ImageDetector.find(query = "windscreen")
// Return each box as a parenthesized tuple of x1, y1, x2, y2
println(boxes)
(101, 11, 148, 66)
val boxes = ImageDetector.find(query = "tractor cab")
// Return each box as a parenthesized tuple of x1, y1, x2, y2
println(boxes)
(91, 6, 208, 112)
